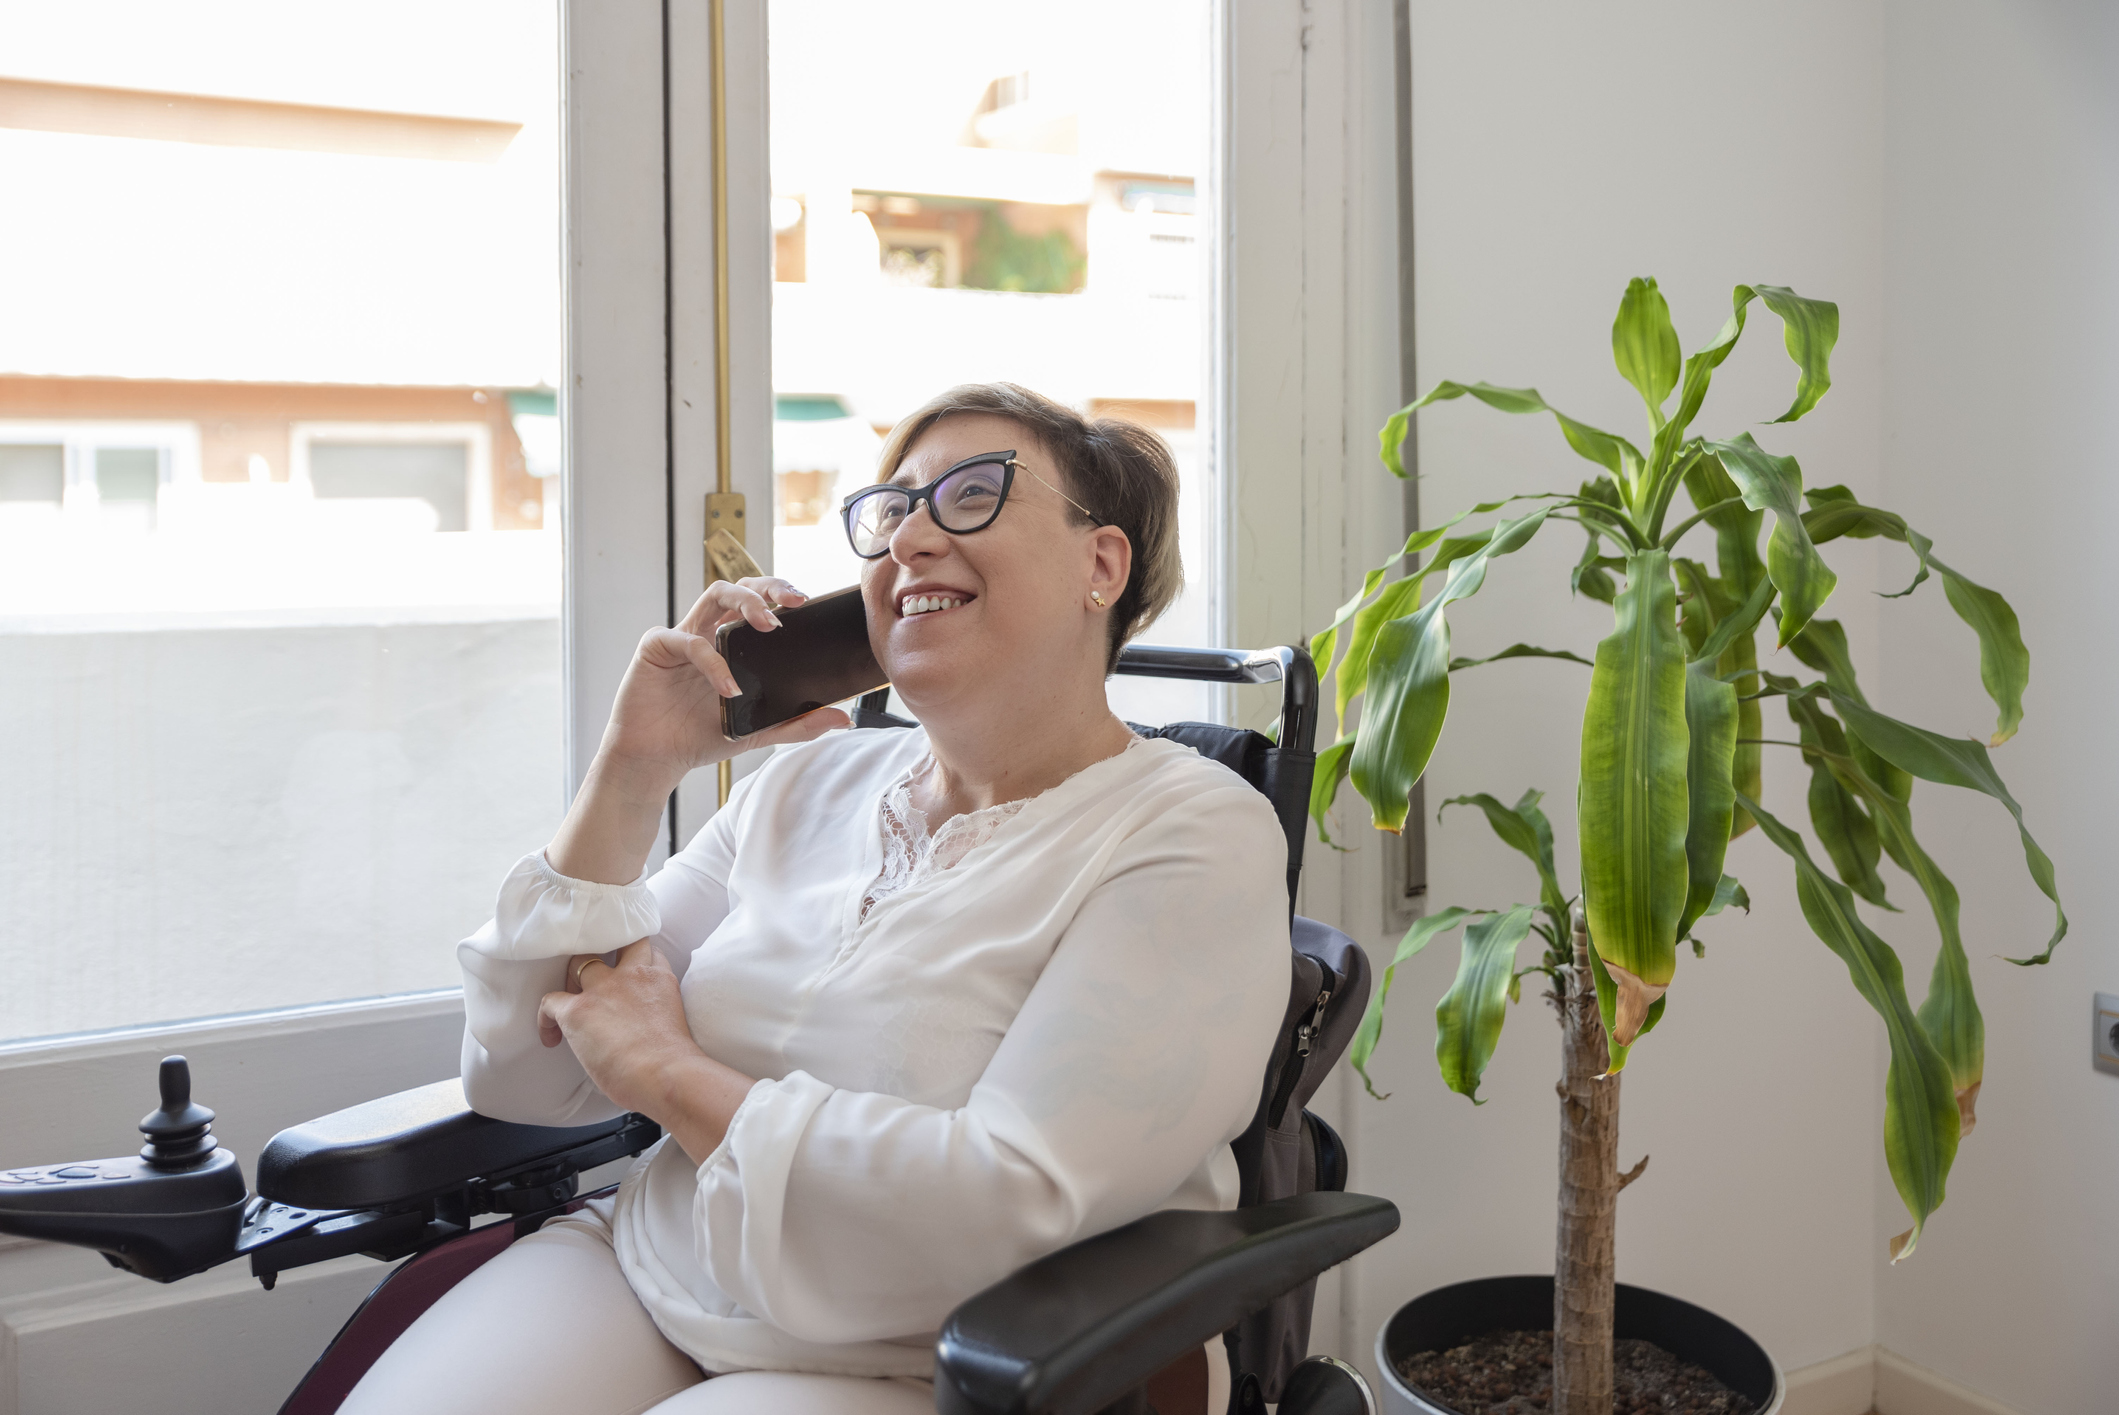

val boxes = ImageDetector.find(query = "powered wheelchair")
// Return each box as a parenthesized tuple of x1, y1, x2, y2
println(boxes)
(0, 644, 1399, 1415)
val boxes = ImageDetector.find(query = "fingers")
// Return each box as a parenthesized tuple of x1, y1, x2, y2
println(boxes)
(744, 705, 853, 751)
(563, 953, 601, 994)
(637, 627, 742, 699)
(678, 578, 808, 636)
(538, 991, 567, 1048)
(615, 937, 659, 970)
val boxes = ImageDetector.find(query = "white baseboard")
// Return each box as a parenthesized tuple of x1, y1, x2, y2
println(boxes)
(1783, 1346, 1878, 1415)
(1782, 1344, 2022, 1415)
(1874, 1348, 2019, 1415)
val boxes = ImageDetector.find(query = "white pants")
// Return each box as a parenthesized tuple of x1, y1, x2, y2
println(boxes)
(338, 1203, 936, 1415)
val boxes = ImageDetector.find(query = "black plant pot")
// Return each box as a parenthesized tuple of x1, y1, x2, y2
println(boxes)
(1374, 1275, 1784, 1415)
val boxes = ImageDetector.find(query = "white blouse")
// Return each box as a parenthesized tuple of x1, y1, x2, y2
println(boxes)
(457, 726, 1291, 1379)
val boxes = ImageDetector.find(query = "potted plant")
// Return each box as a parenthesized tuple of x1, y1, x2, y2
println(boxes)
(1312, 278, 2065, 1415)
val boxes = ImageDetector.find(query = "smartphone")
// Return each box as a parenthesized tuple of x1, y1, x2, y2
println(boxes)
(716, 584, 887, 738)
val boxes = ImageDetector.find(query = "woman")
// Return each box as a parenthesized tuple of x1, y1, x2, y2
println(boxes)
(342, 384, 1290, 1415)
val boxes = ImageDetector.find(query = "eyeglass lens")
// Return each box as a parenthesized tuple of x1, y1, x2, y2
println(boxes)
(846, 460, 1010, 557)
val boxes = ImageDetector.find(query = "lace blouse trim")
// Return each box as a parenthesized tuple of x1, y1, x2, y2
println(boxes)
(860, 736, 1145, 920)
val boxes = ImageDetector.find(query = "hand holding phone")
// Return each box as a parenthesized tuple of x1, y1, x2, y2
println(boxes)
(594, 578, 855, 790)
(716, 585, 887, 738)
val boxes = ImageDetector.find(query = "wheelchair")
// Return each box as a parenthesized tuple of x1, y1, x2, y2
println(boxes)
(0, 644, 1399, 1415)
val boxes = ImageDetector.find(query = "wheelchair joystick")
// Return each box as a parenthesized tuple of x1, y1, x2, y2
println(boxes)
(140, 1056, 220, 1169)
(0, 1053, 249, 1281)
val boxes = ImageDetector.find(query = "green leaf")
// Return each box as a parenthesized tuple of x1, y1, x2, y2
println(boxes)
(1705, 873, 1749, 917)
(1331, 528, 1508, 736)
(1584, 936, 1666, 1076)
(1672, 557, 1717, 657)
(1578, 549, 1690, 1051)
(1613, 277, 1681, 425)
(1311, 567, 1387, 687)
(1784, 689, 1896, 910)
(1440, 792, 1567, 918)
(1750, 284, 1841, 423)
(1788, 618, 1912, 803)
(1691, 573, 1776, 669)
(1310, 738, 1357, 847)
(1334, 573, 1431, 739)
(1349, 509, 1552, 833)
(1405, 380, 1644, 485)
(1449, 644, 1595, 672)
(1651, 284, 1839, 494)
(1786, 499, 2027, 745)
(1934, 560, 2029, 746)
(1808, 742, 1986, 1137)
(1738, 793, 1959, 1261)
(1678, 660, 1738, 940)
(1351, 906, 1484, 1098)
(1313, 495, 1547, 704)
(1828, 694, 2066, 964)
(1683, 453, 1768, 598)
(1435, 904, 1538, 1102)
(1380, 406, 1413, 478)
(1799, 496, 1933, 597)
(1656, 295, 1754, 478)
(1707, 432, 1837, 645)
(1676, 555, 1765, 837)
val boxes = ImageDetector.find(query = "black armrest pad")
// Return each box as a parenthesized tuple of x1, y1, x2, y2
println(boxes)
(935, 1191, 1399, 1415)
(257, 1080, 647, 1211)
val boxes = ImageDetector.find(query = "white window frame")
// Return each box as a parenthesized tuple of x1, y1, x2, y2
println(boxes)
(0, 5, 1404, 1405)
(289, 420, 497, 532)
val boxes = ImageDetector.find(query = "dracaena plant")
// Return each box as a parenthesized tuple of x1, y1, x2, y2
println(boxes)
(1313, 278, 2066, 1414)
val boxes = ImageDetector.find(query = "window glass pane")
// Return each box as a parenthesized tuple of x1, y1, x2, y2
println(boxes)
(767, 1, 1216, 727)
(0, 5, 561, 1041)
(0, 445, 64, 503)
(93, 448, 161, 502)
(309, 442, 472, 533)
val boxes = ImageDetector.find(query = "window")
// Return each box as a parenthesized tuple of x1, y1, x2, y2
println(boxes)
(766, 0, 1219, 725)
(0, 9, 562, 1041)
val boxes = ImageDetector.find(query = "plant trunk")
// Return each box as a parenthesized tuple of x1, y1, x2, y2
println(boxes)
(1553, 908, 1629, 1415)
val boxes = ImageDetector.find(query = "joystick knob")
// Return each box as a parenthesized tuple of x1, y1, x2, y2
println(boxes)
(139, 1056, 219, 1169)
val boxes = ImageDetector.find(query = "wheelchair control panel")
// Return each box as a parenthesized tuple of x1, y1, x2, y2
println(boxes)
(0, 1054, 662, 1288)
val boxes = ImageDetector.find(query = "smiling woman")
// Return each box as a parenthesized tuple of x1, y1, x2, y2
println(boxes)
(865, 382, 1183, 674)
(338, 386, 1287, 1413)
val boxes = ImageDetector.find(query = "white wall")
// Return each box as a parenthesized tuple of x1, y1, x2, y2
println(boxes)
(1872, 4, 2119, 1412)
(1341, 0, 1893, 1387)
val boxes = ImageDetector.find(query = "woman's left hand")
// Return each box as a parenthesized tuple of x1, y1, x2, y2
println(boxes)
(538, 940, 702, 1118)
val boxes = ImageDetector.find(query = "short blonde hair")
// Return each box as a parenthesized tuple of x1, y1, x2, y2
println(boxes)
(874, 383, 1183, 671)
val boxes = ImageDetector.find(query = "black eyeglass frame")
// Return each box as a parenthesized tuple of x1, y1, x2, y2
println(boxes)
(839, 449, 1098, 561)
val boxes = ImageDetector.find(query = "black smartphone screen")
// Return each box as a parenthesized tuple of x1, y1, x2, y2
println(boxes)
(716, 585, 887, 738)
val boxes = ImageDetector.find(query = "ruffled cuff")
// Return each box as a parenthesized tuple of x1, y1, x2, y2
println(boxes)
(694, 1071, 833, 1322)
(473, 850, 663, 962)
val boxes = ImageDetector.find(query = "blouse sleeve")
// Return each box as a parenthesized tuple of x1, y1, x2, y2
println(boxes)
(458, 767, 758, 1125)
(693, 781, 1290, 1345)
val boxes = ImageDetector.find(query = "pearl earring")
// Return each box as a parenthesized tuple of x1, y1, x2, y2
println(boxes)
(1090, 591, 1107, 608)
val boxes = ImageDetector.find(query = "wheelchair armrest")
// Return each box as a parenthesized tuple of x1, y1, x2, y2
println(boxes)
(257, 1079, 659, 1212)
(934, 1190, 1399, 1415)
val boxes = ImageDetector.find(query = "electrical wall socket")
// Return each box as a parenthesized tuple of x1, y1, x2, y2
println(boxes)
(2095, 994, 2119, 1076)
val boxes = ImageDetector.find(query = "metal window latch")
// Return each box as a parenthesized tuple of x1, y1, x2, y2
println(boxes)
(706, 493, 756, 583)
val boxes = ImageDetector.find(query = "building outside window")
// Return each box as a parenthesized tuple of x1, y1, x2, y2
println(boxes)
(0, 5, 562, 1041)
(767, 0, 1215, 725)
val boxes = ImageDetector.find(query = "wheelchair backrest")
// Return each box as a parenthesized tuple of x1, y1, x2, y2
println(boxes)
(857, 643, 1371, 1400)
